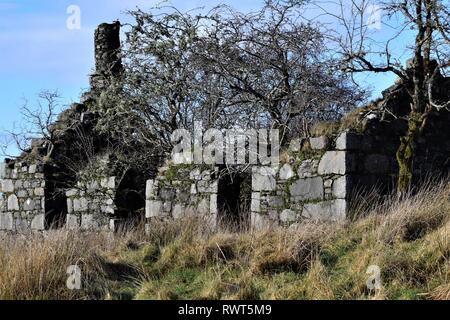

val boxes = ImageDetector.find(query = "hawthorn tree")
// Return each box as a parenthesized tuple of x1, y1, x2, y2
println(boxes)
(195, 1, 364, 143)
(95, 0, 363, 155)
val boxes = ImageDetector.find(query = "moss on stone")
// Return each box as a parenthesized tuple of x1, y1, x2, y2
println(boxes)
(396, 112, 424, 194)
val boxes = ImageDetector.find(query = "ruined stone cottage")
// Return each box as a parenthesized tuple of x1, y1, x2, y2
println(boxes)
(1, 22, 449, 234)
(0, 22, 129, 233)
(144, 57, 450, 231)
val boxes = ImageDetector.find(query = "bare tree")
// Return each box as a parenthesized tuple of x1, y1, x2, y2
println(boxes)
(315, 0, 450, 194)
(1, 90, 61, 159)
(196, 1, 364, 142)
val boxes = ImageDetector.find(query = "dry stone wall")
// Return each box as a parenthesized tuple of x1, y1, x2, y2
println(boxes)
(145, 165, 219, 232)
(250, 137, 349, 229)
(0, 159, 117, 233)
(146, 114, 450, 231)
(65, 176, 117, 232)
(89, 21, 123, 91)
(0, 161, 46, 233)
(250, 131, 399, 229)
(1, 21, 449, 235)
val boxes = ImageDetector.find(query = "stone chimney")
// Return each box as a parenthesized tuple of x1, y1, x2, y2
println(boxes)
(89, 21, 123, 90)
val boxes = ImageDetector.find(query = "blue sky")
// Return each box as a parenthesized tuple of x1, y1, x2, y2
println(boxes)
(0, 0, 405, 159)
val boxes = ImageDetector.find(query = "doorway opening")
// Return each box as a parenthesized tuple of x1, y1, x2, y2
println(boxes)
(113, 169, 146, 231)
(44, 169, 68, 230)
(217, 171, 251, 232)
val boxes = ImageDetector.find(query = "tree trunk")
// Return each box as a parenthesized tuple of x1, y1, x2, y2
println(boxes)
(396, 113, 426, 196)
(396, 132, 415, 196)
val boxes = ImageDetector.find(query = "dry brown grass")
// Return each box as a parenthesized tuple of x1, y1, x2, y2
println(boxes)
(0, 231, 107, 299)
(309, 101, 384, 138)
(310, 122, 341, 137)
(0, 226, 153, 300)
(0, 181, 448, 300)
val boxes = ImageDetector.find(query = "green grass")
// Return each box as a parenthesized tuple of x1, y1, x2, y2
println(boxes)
(0, 181, 448, 300)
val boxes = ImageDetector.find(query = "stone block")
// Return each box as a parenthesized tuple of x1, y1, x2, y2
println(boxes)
(302, 199, 346, 222)
(160, 188, 176, 201)
(34, 173, 45, 180)
(7, 194, 19, 211)
(332, 176, 347, 199)
(184, 206, 196, 217)
(289, 177, 324, 202)
(197, 180, 218, 193)
(146, 180, 157, 200)
(251, 192, 261, 213)
(280, 209, 297, 223)
(279, 164, 295, 180)
(189, 169, 201, 180)
(197, 198, 210, 215)
(289, 138, 302, 152)
(109, 219, 118, 232)
(15, 218, 29, 233)
(82, 198, 90, 211)
(267, 195, 284, 208)
(17, 189, 28, 198)
(66, 214, 80, 230)
(1, 179, 14, 193)
(100, 177, 108, 188)
(297, 160, 319, 178)
(66, 189, 78, 197)
(335, 132, 361, 150)
(0, 163, 9, 179)
(35, 173, 44, 179)
(146, 200, 163, 218)
(318, 151, 355, 175)
(210, 194, 218, 215)
(31, 214, 45, 230)
(87, 180, 100, 192)
(0, 213, 13, 230)
(177, 190, 190, 203)
(200, 170, 212, 181)
(34, 187, 45, 197)
(73, 198, 88, 212)
(252, 166, 276, 191)
(310, 136, 329, 150)
(106, 177, 115, 189)
(14, 180, 23, 189)
(28, 164, 37, 174)
(101, 205, 115, 215)
(81, 214, 99, 231)
(162, 202, 172, 213)
(23, 198, 35, 211)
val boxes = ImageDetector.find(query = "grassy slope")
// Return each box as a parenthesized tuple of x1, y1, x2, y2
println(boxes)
(0, 182, 449, 300)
